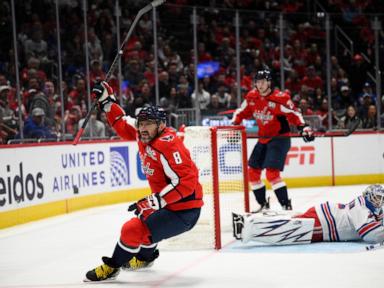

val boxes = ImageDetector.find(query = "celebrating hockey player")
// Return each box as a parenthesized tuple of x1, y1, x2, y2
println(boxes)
(232, 184, 384, 245)
(232, 69, 314, 212)
(84, 81, 203, 282)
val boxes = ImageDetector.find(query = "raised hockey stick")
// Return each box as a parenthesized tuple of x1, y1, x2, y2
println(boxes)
(73, 0, 166, 145)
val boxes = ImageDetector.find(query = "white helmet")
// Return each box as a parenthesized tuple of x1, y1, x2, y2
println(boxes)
(363, 184, 384, 209)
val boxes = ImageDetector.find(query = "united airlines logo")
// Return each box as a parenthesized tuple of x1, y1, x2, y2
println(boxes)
(110, 147, 130, 187)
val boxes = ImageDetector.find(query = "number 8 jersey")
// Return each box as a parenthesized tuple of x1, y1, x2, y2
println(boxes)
(137, 127, 204, 211)
(105, 102, 203, 211)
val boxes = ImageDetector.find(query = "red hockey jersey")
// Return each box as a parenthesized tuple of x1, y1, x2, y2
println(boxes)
(232, 89, 305, 143)
(106, 103, 203, 211)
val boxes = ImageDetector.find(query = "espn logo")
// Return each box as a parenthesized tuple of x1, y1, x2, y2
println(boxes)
(285, 146, 315, 165)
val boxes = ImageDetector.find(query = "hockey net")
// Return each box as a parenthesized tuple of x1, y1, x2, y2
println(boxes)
(160, 126, 249, 250)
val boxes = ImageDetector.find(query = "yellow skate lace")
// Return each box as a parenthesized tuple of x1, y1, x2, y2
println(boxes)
(94, 264, 116, 280)
(127, 257, 151, 270)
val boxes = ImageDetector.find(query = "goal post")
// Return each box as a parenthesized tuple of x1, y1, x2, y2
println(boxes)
(184, 125, 250, 249)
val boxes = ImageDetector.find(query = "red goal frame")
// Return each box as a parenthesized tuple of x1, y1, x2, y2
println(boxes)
(210, 126, 249, 249)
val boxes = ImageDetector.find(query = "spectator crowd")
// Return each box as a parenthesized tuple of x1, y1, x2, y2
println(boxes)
(0, 0, 383, 144)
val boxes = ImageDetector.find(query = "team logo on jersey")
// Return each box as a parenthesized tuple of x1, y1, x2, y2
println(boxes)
(268, 101, 276, 109)
(253, 108, 273, 123)
(142, 162, 154, 176)
(145, 146, 157, 161)
(160, 135, 174, 142)
(110, 146, 130, 187)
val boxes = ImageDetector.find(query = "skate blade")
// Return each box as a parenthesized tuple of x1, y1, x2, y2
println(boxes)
(121, 261, 154, 272)
(83, 276, 118, 283)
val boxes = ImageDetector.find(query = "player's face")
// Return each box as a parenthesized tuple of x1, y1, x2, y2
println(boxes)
(372, 192, 384, 208)
(138, 120, 159, 143)
(256, 79, 271, 96)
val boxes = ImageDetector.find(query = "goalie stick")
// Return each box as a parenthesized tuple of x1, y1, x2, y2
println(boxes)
(73, 0, 166, 145)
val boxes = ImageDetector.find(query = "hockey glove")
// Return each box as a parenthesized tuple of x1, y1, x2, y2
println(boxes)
(92, 81, 116, 112)
(298, 125, 315, 142)
(128, 194, 166, 220)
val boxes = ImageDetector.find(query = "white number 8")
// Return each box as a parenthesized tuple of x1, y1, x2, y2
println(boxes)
(173, 151, 182, 164)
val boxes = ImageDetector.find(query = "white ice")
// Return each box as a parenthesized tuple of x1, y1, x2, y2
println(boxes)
(1, 184, 384, 288)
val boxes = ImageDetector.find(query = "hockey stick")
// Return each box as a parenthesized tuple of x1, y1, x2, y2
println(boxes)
(250, 123, 360, 140)
(73, 0, 166, 145)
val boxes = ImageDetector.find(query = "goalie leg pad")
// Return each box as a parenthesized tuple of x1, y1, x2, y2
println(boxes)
(241, 214, 315, 245)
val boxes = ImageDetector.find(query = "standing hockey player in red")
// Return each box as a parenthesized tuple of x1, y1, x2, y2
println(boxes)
(232, 69, 314, 212)
(84, 82, 203, 282)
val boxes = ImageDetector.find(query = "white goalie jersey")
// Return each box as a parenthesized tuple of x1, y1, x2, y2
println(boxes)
(315, 196, 384, 243)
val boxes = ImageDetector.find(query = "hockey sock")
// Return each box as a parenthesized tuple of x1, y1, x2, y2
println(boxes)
(273, 185, 290, 208)
(253, 186, 267, 205)
(106, 243, 136, 268)
(136, 246, 159, 261)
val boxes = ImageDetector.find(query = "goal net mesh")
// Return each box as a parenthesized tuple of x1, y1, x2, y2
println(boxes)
(159, 126, 247, 250)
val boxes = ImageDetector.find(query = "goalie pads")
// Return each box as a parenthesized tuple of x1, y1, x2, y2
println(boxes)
(232, 212, 314, 245)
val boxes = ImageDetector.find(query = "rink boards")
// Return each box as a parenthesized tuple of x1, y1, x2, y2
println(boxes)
(0, 132, 383, 228)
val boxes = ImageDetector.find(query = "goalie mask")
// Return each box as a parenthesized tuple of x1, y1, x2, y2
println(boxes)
(363, 184, 384, 213)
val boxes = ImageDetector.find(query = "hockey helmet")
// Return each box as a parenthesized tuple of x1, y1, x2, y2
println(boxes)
(363, 184, 384, 209)
(136, 106, 167, 125)
(255, 69, 272, 81)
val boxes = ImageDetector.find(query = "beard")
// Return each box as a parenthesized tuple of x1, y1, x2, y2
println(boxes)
(139, 131, 155, 143)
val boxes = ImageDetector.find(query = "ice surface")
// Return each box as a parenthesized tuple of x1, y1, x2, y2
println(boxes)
(1, 184, 384, 288)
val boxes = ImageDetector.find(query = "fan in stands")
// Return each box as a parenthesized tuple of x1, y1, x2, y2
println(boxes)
(232, 68, 314, 213)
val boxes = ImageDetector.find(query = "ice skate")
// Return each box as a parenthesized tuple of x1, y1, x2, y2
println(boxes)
(282, 199, 292, 210)
(84, 257, 120, 282)
(122, 249, 159, 271)
(252, 197, 270, 213)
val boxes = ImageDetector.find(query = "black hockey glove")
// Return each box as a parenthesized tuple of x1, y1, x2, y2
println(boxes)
(92, 81, 116, 112)
(298, 124, 315, 142)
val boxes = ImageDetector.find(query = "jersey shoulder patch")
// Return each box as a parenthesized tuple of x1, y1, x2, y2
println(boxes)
(154, 129, 178, 151)
(245, 89, 259, 104)
(160, 134, 175, 142)
(269, 90, 295, 109)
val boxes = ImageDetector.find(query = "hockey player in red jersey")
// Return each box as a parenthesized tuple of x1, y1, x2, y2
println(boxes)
(232, 69, 314, 212)
(84, 82, 203, 282)
(233, 184, 384, 245)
